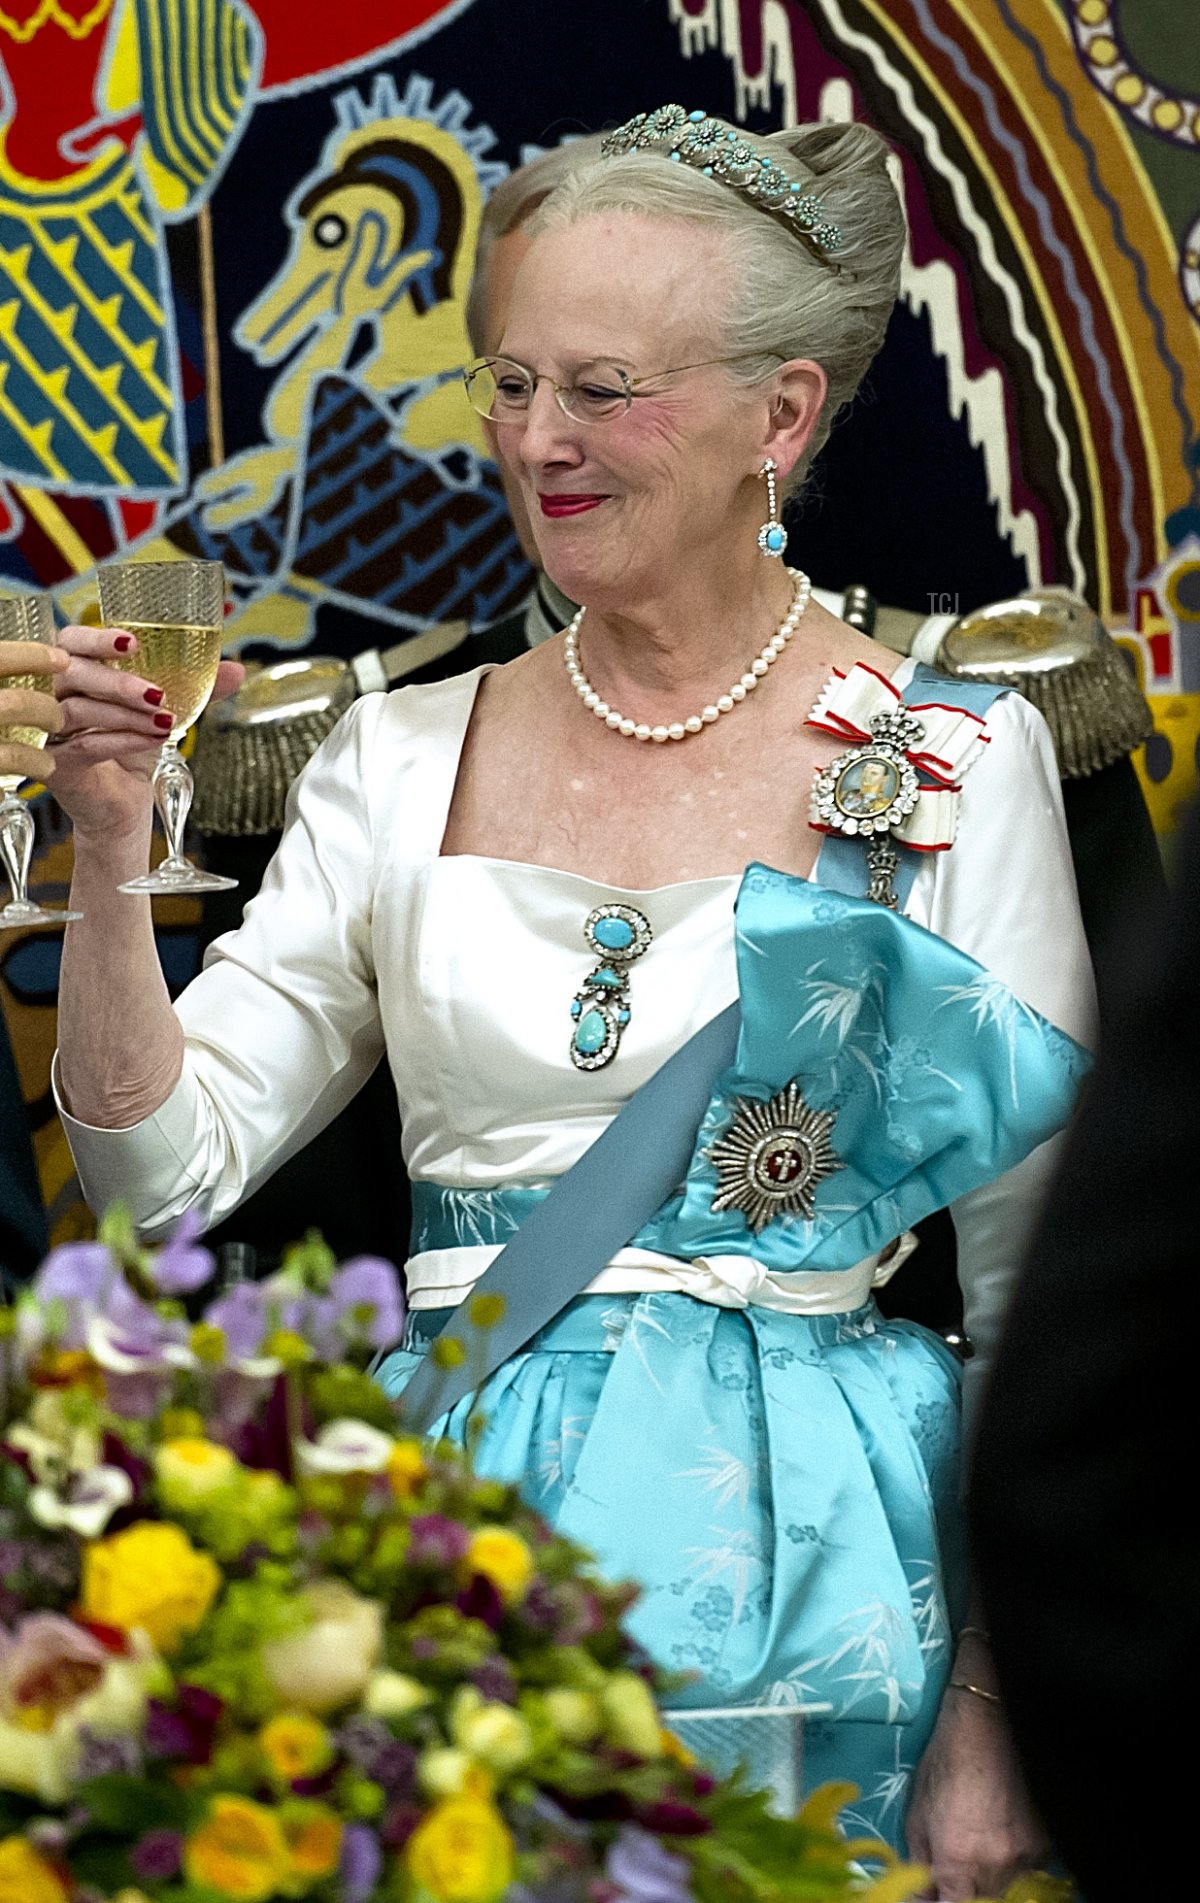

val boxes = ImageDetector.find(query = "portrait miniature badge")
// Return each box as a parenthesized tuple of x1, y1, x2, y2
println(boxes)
(811, 707, 926, 908)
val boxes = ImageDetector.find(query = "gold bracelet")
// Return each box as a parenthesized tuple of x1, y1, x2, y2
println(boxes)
(956, 1623, 992, 1647)
(947, 1677, 1002, 1708)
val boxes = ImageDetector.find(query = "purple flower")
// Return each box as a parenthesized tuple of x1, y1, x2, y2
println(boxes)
(381, 1801, 422, 1850)
(340, 1823, 384, 1903)
(372, 1739, 417, 1795)
(204, 1281, 269, 1359)
(34, 1242, 112, 1306)
(72, 1728, 143, 1783)
(606, 1827, 696, 1903)
(408, 1514, 471, 1567)
(520, 1580, 566, 1635)
(336, 1718, 415, 1795)
(101, 1434, 151, 1506)
(337, 1715, 394, 1770)
(457, 1573, 504, 1630)
(86, 1290, 189, 1376)
(472, 1655, 518, 1705)
(130, 1828, 184, 1881)
(150, 1210, 216, 1296)
(632, 1801, 710, 1839)
(145, 1683, 223, 1764)
(231, 1374, 296, 1479)
(329, 1257, 405, 1351)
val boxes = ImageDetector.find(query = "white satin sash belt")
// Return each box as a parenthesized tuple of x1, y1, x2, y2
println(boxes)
(405, 1233, 918, 1315)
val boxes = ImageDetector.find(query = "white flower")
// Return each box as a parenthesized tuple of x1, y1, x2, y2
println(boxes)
(418, 1746, 475, 1797)
(261, 1579, 384, 1714)
(0, 1625, 157, 1805)
(363, 1670, 432, 1719)
(85, 1313, 194, 1375)
(295, 1418, 395, 1477)
(6, 1393, 101, 1483)
(454, 1700, 534, 1774)
(27, 1466, 134, 1540)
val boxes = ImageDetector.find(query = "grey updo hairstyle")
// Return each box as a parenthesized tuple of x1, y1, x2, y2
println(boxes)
(529, 121, 905, 491)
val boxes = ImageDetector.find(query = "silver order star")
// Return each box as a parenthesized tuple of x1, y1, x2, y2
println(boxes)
(708, 1081, 844, 1233)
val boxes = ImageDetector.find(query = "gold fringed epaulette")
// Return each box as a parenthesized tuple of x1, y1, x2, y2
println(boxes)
(191, 619, 472, 836)
(934, 588, 1153, 780)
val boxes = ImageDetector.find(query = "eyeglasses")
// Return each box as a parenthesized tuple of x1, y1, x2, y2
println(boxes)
(462, 353, 781, 425)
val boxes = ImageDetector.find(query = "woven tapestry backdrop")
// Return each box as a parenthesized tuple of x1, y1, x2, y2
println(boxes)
(1, 0, 1197, 1239)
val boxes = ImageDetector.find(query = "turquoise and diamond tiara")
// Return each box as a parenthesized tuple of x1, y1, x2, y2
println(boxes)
(599, 104, 844, 266)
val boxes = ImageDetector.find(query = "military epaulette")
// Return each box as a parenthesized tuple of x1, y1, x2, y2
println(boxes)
(191, 619, 470, 836)
(934, 588, 1152, 780)
(859, 585, 1153, 781)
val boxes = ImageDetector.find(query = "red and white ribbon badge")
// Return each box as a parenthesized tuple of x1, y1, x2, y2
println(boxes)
(806, 663, 993, 851)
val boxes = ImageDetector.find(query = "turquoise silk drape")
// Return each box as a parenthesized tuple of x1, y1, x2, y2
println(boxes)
(381, 865, 1089, 1847)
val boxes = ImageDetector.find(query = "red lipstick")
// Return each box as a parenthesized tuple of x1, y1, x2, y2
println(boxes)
(538, 494, 606, 517)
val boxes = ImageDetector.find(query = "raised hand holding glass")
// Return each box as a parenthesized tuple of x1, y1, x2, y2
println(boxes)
(101, 559, 237, 896)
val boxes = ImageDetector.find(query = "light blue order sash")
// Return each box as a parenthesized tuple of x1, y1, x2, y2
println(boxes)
(395, 667, 1017, 1431)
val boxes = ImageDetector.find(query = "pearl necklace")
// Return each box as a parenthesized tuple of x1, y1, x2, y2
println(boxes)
(563, 566, 812, 742)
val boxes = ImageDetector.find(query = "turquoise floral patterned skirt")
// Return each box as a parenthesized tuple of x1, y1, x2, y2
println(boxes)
(378, 1291, 965, 1851)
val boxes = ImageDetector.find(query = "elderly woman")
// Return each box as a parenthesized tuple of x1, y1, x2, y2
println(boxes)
(48, 109, 1093, 1898)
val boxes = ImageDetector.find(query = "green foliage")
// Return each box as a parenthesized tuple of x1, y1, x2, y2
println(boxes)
(183, 1566, 307, 1720)
(76, 1773, 190, 1834)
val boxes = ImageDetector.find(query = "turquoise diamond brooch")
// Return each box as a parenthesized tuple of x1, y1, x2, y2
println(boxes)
(708, 1081, 843, 1231)
(569, 904, 653, 1070)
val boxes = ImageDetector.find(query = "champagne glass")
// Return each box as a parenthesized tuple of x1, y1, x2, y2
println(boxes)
(0, 593, 83, 930)
(100, 559, 237, 896)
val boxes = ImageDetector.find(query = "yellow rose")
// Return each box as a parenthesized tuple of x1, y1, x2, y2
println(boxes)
(80, 1522, 221, 1654)
(387, 1437, 428, 1499)
(261, 1579, 384, 1714)
(465, 1527, 534, 1604)
(282, 1802, 343, 1879)
(258, 1713, 332, 1782)
(0, 1838, 69, 1903)
(405, 1794, 516, 1903)
(601, 1671, 665, 1758)
(155, 1437, 239, 1508)
(184, 1795, 290, 1902)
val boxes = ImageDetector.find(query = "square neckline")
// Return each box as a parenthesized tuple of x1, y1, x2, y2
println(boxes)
(427, 652, 919, 898)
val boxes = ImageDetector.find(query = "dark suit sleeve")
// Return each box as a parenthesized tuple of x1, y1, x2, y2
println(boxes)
(969, 799, 1199, 1902)
(0, 1008, 48, 1285)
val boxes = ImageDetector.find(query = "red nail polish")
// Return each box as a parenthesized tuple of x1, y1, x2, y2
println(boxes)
(114, 634, 134, 654)
(143, 687, 163, 706)
(154, 712, 173, 731)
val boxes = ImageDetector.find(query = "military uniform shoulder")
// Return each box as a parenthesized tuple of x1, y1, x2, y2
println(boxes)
(868, 586, 1151, 781)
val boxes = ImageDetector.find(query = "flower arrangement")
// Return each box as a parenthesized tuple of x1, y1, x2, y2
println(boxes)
(0, 1210, 1023, 1903)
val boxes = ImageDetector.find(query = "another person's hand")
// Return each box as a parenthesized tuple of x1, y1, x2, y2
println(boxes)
(46, 624, 243, 841)
(0, 641, 67, 783)
(907, 1666, 1049, 1899)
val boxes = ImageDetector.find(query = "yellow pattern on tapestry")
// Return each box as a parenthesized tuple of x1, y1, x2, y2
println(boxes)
(0, 146, 180, 491)
(104, 0, 260, 214)
(0, 0, 114, 42)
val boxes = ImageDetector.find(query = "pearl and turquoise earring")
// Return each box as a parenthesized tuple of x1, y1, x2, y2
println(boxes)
(756, 458, 788, 559)
(569, 905, 653, 1070)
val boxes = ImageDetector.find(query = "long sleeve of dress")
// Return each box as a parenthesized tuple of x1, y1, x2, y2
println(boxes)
(56, 696, 389, 1239)
(919, 691, 1098, 1426)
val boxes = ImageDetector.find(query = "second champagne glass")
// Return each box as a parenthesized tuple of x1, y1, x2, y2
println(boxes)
(0, 592, 83, 930)
(100, 559, 237, 896)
